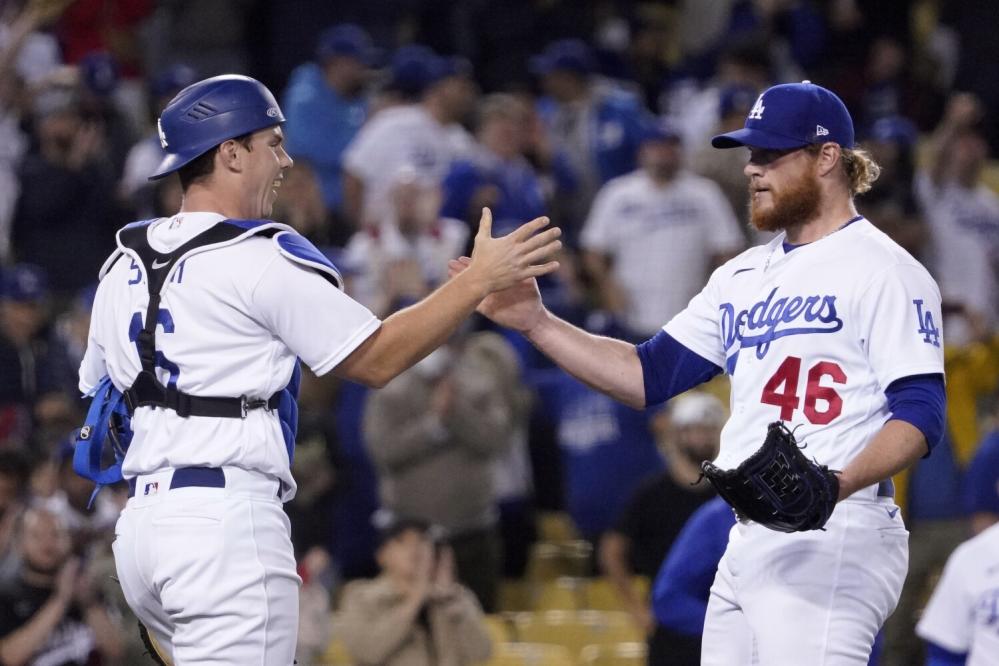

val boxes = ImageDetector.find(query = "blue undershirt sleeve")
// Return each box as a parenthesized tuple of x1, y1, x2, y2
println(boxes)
(636, 330, 723, 407)
(884, 373, 946, 455)
(924, 642, 967, 666)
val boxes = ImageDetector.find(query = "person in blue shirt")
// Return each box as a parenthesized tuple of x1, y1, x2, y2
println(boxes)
(531, 39, 651, 241)
(281, 24, 376, 239)
(652, 497, 735, 664)
(964, 426, 999, 535)
(441, 93, 546, 239)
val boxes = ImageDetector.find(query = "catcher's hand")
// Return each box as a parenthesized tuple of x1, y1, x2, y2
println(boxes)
(700, 421, 840, 533)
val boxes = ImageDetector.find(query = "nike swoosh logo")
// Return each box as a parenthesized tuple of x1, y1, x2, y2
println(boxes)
(151, 258, 170, 269)
(886, 508, 899, 519)
(732, 267, 755, 276)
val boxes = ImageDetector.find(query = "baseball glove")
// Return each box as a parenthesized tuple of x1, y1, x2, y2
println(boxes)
(700, 421, 840, 532)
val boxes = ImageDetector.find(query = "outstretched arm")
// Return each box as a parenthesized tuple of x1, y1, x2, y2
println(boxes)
(448, 258, 646, 408)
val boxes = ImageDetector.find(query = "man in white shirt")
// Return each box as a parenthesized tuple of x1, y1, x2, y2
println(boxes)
(581, 119, 743, 339)
(78, 74, 560, 665)
(342, 45, 475, 229)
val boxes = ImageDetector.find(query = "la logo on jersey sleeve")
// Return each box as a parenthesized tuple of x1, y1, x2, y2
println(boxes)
(912, 299, 941, 347)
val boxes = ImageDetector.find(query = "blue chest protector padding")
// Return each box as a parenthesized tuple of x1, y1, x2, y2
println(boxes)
(278, 362, 301, 464)
(73, 376, 133, 506)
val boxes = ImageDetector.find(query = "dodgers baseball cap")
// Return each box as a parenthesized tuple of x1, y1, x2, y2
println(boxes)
(316, 23, 380, 65)
(640, 117, 681, 144)
(1, 264, 49, 302)
(711, 81, 854, 150)
(530, 39, 595, 77)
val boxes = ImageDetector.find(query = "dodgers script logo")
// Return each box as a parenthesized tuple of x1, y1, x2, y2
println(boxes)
(720, 288, 843, 369)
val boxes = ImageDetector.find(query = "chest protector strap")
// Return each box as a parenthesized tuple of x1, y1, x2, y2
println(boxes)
(119, 221, 281, 418)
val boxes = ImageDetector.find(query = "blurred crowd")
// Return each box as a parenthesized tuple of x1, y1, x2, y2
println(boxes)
(0, 0, 997, 665)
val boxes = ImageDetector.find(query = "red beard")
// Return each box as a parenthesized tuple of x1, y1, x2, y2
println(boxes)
(749, 167, 822, 232)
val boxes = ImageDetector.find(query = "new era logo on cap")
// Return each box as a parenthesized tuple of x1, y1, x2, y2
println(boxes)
(712, 81, 854, 151)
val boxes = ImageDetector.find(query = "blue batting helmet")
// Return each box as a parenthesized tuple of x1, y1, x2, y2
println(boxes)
(149, 74, 285, 180)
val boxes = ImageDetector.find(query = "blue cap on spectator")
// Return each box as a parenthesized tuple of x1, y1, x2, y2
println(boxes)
(867, 115, 918, 147)
(718, 84, 759, 118)
(150, 64, 200, 99)
(80, 51, 119, 97)
(316, 23, 380, 65)
(1, 264, 49, 302)
(712, 81, 854, 150)
(530, 39, 595, 77)
(640, 117, 682, 144)
(390, 45, 469, 96)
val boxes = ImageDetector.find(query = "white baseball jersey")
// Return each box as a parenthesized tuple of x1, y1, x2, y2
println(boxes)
(917, 523, 999, 665)
(79, 212, 381, 499)
(664, 218, 944, 481)
(342, 104, 471, 225)
(581, 169, 743, 335)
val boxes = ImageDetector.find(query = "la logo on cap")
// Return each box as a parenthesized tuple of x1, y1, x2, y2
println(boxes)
(748, 94, 765, 120)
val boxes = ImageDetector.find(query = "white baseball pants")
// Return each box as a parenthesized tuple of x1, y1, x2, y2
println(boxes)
(112, 467, 301, 665)
(701, 497, 908, 665)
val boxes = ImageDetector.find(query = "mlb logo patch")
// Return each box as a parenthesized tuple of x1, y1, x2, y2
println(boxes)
(144, 482, 159, 496)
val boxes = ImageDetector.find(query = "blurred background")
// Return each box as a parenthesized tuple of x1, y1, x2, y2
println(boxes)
(0, 0, 997, 664)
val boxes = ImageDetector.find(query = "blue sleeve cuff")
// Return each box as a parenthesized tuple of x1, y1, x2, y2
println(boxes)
(925, 641, 967, 666)
(636, 331, 722, 407)
(885, 373, 946, 455)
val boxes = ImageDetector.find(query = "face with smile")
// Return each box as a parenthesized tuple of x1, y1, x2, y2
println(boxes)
(238, 125, 293, 218)
(745, 145, 822, 232)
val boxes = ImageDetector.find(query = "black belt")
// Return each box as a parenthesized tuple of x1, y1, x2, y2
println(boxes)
(127, 466, 225, 498)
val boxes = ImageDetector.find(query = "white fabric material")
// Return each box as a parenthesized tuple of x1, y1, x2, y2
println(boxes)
(581, 169, 743, 335)
(916, 523, 999, 665)
(342, 105, 470, 225)
(79, 212, 381, 499)
(702, 498, 908, 665)
(343, 216, 469, 312)
(663, 219, 944, 479)
(113, 466, 300, 666)
(915, 171, 999, 344)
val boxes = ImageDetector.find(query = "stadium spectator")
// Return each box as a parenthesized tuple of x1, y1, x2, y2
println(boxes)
(11, 83, 121, 294)
(0, 506, 122, 665)
(0, 265, 72, 449)
(689, 83, 760, 237)
(0, 0, 66, 264)
(342, 45, 476, 229)
(338, 513, 491, 666)
(652, 496, 737, 665)
(282, 23, 375, 244)
(531, 38, 650, 238)
(581, 119, 743, 339)
(441, 93, 546, 238)
(119, 63, 199, 217)
(531, 331, 665, 544)
(856, 115, 926, 257)
(916, 92, 999, 345)
(0, 451, 28, 574)
(344, 168, 468, 317)
(964, 425, 999, 535)
(599, 391, 723, 663)
(363, 333, 523, 611)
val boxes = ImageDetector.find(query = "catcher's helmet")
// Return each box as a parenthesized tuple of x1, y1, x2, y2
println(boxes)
(149, 74, 285, 180)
